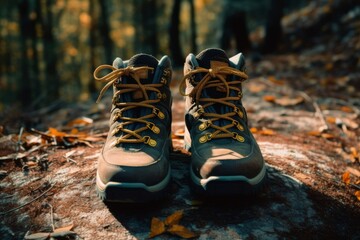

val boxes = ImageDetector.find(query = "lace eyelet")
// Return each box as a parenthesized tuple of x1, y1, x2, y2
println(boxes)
(147, 122, 160, 134)
(153, 108, 165, 119)
(143, 136, 157, 147)
(232, 132, 245, 142)
(199, 133, 212, 143)
(234, 107, 244, 118)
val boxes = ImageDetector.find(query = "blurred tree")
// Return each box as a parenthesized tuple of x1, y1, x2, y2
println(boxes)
(220, 9, 252, 53)
(18, 0, 41, 106)
(39, 0, 60, 102)
(169, 0, 183, 66)
(263, 0, 284, 53)
(189, 0, 197, 53)
(141, 0, 158, 55)
(99, 0, 113, 63)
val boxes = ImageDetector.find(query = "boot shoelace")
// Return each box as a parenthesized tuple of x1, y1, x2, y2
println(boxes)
(94, 65, 164, 147)
(179, 66, 248, 143)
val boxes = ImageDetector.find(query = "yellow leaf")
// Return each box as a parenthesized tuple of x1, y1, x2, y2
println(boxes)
(263, 95, 276, 102)
(342, 172, 351, 185)
(167, 224, 198, 239)
(355, 191, 360, 201)
(274, 96, 304, 106)
(149, 217, 165, 238)
(165, 210, 183, 226)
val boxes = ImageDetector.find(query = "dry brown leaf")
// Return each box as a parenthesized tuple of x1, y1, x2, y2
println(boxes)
(342, 172, 351, 185)
(325, 116, 336, 124)
(355, 191, 360, 201)
(165, 210, 183, 226)
(167, 224, 198, 239)
(24, 232, 50, 240)
(350, 147, 359, 161)
(67, 117, 93, 127)
(250, 127, 258, 133)
(53, 224, 74, 233)
(149, 217, 165, 238)
(258, 129, 276, 136)
(321, 133, 335, 140)
(263, 95, 276, 102)
(274, 96, 304, 106)
(307, 131, 322, 137)
(268, 76, 285, 85)
(340, 106, 354, 113)
(247, 84, 266, 93)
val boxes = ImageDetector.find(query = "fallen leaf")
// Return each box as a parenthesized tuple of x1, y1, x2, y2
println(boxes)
(67, 117, 93, 127)
(167, 224, 198, 239)
(274, 96, 304, 106)
(340, 106, 353, 113)
(247, 84, 266, 93)
(355, 191, 360, 201)
(263, 95, 276, 102)
(149, 211, 197, 239)
(24, 232, 50, 240)
(250, 127, 258, 133)
(268, 76, 285, 85)
(50, 230, 76, 238)
(350, 147, 359, 161)
(321, 133, 335, 140)
(53, 224, 74, 233)
(307, 130, 322, 137)
(325, 116, 336, 124)
(342, 172, 351, 185)
(165, 210, 183, 226)
(258, 129, 276, 136)
(149, 217, 165, 238)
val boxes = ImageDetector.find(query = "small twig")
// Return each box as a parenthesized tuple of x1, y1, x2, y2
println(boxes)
(0, 183, 55, 215)
(47, 203, 55, 232)
(298, 91, 329, 131)
(16, 126, 25, 152)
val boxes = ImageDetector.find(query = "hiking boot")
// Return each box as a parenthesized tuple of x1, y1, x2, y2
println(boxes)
(180, 48, 266, 196)
(94, 54, 172, 202)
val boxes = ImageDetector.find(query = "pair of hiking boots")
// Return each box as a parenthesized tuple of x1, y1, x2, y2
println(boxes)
(94, 48, 267, 202)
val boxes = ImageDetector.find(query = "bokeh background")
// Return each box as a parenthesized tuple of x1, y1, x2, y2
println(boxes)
(0, 0, 358, 110)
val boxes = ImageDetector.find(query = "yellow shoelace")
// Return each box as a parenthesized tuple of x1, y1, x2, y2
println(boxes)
(179, 66, 248, 143)
(94, 65, 164, 147)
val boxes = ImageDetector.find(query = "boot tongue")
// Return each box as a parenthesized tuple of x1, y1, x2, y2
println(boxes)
(196, 48, 229, 69)
(196, 49, 230, 99)
(127, 53, 158, 84)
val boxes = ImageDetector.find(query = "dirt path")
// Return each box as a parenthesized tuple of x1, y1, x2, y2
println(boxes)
(1, 54, 360, 239)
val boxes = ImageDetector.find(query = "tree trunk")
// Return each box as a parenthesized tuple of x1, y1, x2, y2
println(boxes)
(37, 0, 60, 103)
(263, 0, 284, 54)
(169, 0, 183, 66)
(221, 10, 252, 53)
(141, 0, 158, 55)
(189, 0, 197, 53)
(99, 0, 113, 64)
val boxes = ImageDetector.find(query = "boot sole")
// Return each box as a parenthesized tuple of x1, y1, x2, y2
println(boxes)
(96, 167, 171, 203)
(190, 164, 267, 196)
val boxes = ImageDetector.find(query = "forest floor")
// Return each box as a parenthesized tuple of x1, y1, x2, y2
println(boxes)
(1, 2, 360, 239)
(1, 49, 360, 239)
